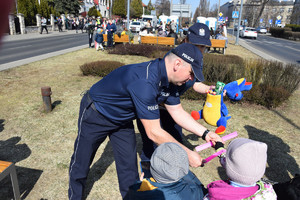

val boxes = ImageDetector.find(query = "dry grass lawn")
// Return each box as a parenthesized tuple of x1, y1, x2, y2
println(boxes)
(0, 44, 299, 200)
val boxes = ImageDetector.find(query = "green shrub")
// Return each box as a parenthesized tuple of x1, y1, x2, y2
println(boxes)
(244, 61, 300, 108)
(108, 44, 172, 58)
(285, 24, 300, 32)
(269, 27, 285, 37)
(284, 27, 292, 32)
(244, 59, 264, 86)
(283, 31, 293, 39)
(80, 60, 125, 76)
(203, 54, 245, 83)
(244, 84, 291, 108)
(292, 32, 300, 40)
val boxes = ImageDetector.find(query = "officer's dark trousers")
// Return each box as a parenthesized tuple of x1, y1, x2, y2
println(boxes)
(137, 106, 183, 161)
(68, 92, 139, 199)
(107, 32, 113, 47)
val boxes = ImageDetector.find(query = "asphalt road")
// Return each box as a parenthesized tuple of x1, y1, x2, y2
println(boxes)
(229, 29, 300, 65)
(0, 32, 88, 70)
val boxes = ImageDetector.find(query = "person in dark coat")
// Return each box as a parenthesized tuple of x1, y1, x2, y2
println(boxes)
(106, 19, 116, 48)
(87, 21, 95, 48)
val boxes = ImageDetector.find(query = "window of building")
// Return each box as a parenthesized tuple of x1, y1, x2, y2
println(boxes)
(288, 8, 293, 12)
(272, 8, 277, 12)
(280, 8, 284, 13)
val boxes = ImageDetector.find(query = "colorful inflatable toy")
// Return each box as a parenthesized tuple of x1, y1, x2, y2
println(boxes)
(191, 78, 252, 135)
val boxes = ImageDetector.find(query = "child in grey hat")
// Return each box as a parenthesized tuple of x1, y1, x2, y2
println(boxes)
(124, 142, 207, 200)
(203, 138, 277, 200)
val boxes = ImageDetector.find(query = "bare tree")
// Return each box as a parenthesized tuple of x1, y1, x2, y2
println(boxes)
(155, 0, 170, 16)
(193, 7, 200, 22)
(208, 3, 218, 17)
(253, 0, 271, 27)
(291, 5, 300, 24)
(199, 0, 210, 17)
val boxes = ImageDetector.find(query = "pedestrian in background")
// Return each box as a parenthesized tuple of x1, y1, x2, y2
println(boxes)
(87, 20, 95, 48)
(40, 17, 48, 34)
(57, 17, 63, 32)
(106, 19, 116, 48)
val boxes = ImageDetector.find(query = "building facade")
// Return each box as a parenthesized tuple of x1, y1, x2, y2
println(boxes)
(291, 0, 300, 24)
(79, 0, 109, 18)
(221, 0, 295, 27)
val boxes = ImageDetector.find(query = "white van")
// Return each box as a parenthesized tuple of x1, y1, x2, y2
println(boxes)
(141, 15, 158, 30)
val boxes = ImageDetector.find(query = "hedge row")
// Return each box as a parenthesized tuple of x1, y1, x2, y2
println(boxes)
(80, 45, 300, 108)
(182, 54, 300, 108)
(285, 24, 300, 32)
(270, 27, 300, 40)
(107, 43, 172, 58)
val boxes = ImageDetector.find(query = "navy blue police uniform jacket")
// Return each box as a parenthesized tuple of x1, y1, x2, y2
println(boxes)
(89, 58, 187, 125)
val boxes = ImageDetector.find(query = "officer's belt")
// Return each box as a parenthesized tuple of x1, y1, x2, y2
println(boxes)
(86, 91, 98, 112)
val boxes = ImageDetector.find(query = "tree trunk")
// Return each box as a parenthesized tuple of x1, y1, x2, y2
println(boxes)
(254, 0, 269, 27)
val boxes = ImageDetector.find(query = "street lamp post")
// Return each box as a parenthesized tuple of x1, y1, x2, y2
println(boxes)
(217, 0, 220, 21)
(15, 0, 18, 14)
(235, 0, 244, 45)
(127, 0, 130, 30)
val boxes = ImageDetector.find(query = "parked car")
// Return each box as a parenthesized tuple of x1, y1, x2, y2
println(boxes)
(255, 27, 267, 34)
(129, 21, 144, 33)
(239, 27, 257, 39)
(234, 25, 244, 31)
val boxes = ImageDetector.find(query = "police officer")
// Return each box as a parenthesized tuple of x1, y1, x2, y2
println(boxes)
(138, 23, 220, 162)
(68, 43, 223, 199)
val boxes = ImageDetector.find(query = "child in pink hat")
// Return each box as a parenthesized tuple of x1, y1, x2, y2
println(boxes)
(204, 138, 277, 200)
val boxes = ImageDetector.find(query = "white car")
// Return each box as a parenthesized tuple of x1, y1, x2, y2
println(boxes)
(256, 27, 267, 34)
(239, 27, 257, 39)
(129, 21, 144, 33)
(234, 25, 244, 31)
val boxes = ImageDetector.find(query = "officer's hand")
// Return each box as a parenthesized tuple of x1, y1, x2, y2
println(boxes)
(139, 172, 144, 181)
(223, 89, 227, 97)
(187, 150, 204, 168)
(205, 131, 224, 146)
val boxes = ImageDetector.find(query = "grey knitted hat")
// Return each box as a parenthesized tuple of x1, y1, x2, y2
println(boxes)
(150, 142, 189, 184)
(225, 138, 268, 185)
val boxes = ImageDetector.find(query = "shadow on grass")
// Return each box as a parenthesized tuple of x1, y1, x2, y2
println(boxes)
(52, 100, 62, 110)
(0, 166, 43, 199)
(0, 136, 43, 199)
(83, 141, 115, 199)
(271, 110, 300, 131)
(0, 137, 31, 163)
(245, 125, 299, 182)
